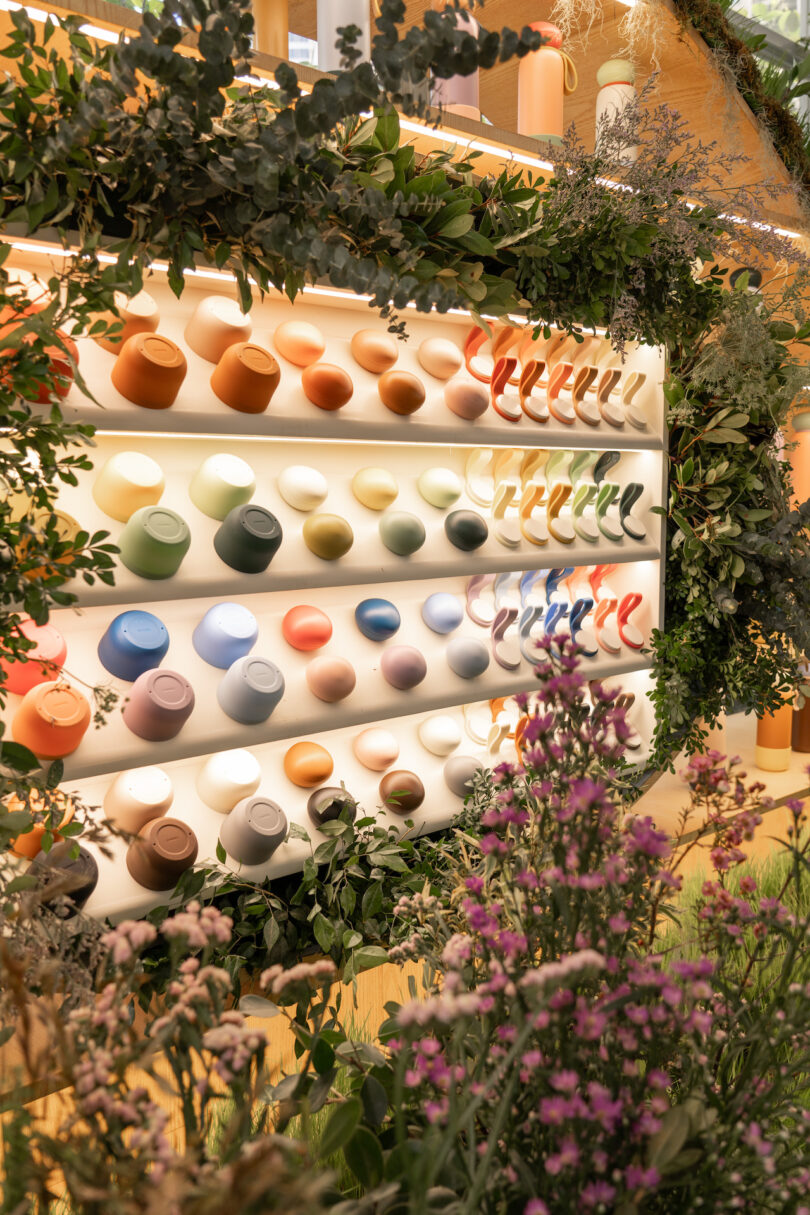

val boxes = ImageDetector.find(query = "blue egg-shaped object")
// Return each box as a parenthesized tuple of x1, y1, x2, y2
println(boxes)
(446, 636, 490, 679)
(355, 598, 401, 642)
(421, 592, 464, 635)
(192, 602, 259, 669)
(97, 610, 170, 682)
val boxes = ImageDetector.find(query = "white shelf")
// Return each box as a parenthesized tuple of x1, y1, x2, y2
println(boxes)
(44, 433, 663, 607)
(7, 248, 667, 451)
(64, 670, 658, 923)
(4, 565, 661, 781)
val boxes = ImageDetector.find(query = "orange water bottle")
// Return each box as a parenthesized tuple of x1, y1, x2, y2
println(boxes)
(518, 22, 578, 143)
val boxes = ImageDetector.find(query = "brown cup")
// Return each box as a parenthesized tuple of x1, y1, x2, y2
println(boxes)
(95, 290, 160, 354)
(111, 332, 188, 410)
(126, 817, 198, 891)
(210, 342, 281, 414)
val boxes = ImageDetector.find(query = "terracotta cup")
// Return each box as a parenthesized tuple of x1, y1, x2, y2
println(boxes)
(4, 789, 77, 859)
(126, 817, 198, 890)
(210, 342, 280, 414)
(111, 332, 187, 409)
(11, 681, 90, 758)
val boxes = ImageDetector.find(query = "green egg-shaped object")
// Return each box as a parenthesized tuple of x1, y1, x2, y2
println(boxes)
(417, 467, 463, 510)
(379, 510, 426, 557)
(303, 513, 354, 561)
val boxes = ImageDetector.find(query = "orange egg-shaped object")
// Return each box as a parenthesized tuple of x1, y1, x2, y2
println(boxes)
(418, 337, 463, 380)
(283, 740, 334, 787)
(302, 362, 354, 411)
(273, 320, 326, 367)
(306, 655, 356, 703)
(350, 329, 399, 374)
(378, 370, 426, 416)
(281, 605, 333, 652)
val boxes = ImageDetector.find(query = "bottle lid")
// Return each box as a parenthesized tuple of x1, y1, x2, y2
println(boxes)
(597, 58, 635, 87)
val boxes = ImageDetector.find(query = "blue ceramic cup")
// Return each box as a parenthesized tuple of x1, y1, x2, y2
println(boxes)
(217, 655, 285, 724)
(97, 610, 170, 682)
(192, 602, 259, 669)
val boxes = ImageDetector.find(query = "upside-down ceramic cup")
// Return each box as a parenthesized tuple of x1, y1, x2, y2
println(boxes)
(97, 609, 170, 682)
(111, 333, 187, 409)
(4, 789, 76, 859)
(210, 342, 280, 414)
(283, 740, 334, 787)
(417, 467, 463, 510)
(189, 453, 256, 520)
(122, 670, 195, 741)
(126, 817, 198, 891)
(307, 786, 357, 828)
(19, 510, 81, 581)
(92, 451, 165, 521)
(444, 379, 489, 421)
(421, 592, 463, 634)
(103, 765, 174, 833)
(184, 296, 252, 363)
(27, 842, 99, 913)
(213, 504, 282, 573)
(417, 714, 462, 756)
(118, 506, 191, 579)
(379, 769, 425, 815)
(192, 602, 259, 668)
(220, 795, 287, 865)
(196, 748, 262, 813)
(217, 656, 285, 724)
(12, 682, 90, 758)
(0, 617, 66, 695)
(95, 289, 160, 354)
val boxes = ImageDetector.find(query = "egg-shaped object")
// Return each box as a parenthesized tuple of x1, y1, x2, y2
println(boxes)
(378, 369, 426, 416)
(282, 605, 333, 652)
(417, 467, 463, 510)
(418, 336, 463, 380)
(302, 362, 353, 411)
(184, 296, 252, 364)
(303, 513, 354, 560)
(418, 714, 462, 756)
(277, 464, 328, 512)
(273, 320, 326, 367)
(284, 740, 334, 787)
(353, 727, 400, 771)
(96, 289, 160, 354)
(446, 636, 490, 679)
(381, 645, 427, 691)
(445, 379, 489, 420)
(445, 509, 488, 551)
(351, 329, 398, 374)
(306, 655, 356, 702)
(379, 769, 425, 815)
(379, 511, 426, 557)
(445, 755, 484, 797)
(307, 787, 357, 828)
(421, 591, 464, 634)
(355, 598, 401, 642)
(352, 467, 398, 511)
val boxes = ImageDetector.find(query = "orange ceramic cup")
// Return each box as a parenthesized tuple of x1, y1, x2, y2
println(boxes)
(11, 681, 91, 759)
(4, 789, 77, 859)
(18, 510, 81, 582)
(0, 617, 67, 695)
(210, 341, 281, 414)
(111, 332, 187, 409)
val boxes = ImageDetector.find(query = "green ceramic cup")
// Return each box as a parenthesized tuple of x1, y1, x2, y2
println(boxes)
(119, 506, 191, 579)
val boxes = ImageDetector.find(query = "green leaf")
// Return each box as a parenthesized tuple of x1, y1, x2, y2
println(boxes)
(353, 946, 389, 972)
(5, 875, 39, 895)
(347, 117, 378, 146)
(238, 994, 281, 1018)
(312, 1036, 336, 1074)
(318, 1097, 362, 1160)
(343, 1125, 384, 1187)
(647, 1105, 691, 1170)
(360, 1074, 388, 1126)
(439, 213, 475, 239)
(263, 916, 281, 951)
(216, 840, 227, 864)
(0, 742, 40, 774)
(703, 427, 748, 443)
(313, 913, 336, 953)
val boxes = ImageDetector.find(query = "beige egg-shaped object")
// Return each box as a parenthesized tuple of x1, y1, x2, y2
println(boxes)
(277, 464, 328, 512)
(417, 467, 463, 510)
(306, 656, 357, 703)
(350, 329, 399, 374)
(184, 296, 253, 364)
(273, 320, 326, 367)
(418, 336, 463, 380)
(353, 727, 400, 771)
(96, 290, 160, 354)
(351, 467, 399, 511)
(445, 378, 489, 420)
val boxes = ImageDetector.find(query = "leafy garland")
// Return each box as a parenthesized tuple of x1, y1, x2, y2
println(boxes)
(1, 0, 810, 983)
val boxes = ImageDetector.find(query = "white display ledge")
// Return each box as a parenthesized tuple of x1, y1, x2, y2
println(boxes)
(64, 669, 657, 924)
(3, 566, 661, 781)
(47, 433, 663, 608)
(8, 248, 667, 451)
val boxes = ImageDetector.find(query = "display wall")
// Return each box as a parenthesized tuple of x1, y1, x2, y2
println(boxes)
(2, 243, 666, 921)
